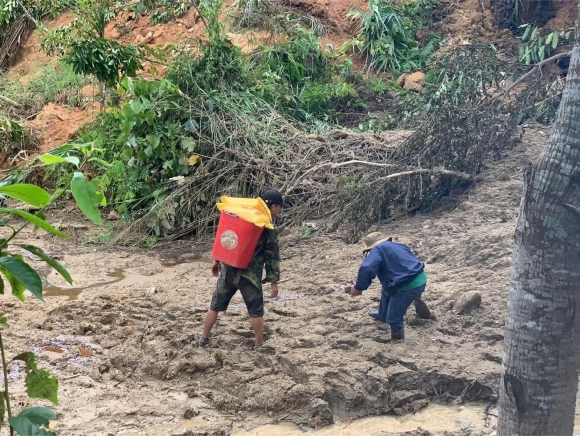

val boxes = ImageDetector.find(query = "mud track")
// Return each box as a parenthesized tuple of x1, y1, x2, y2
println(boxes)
(0, 126, 547, 435)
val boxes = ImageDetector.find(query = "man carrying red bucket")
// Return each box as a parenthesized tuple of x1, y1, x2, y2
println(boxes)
(199, 189, 289, 350)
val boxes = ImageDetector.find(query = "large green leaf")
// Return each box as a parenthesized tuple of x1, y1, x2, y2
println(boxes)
(13, 352, 38, 370)
(0, 262, 26, 301)
(8, 407, 56, 436)
(0, 256, 43, 301)
(70, 172, 104, 225)
(39, 154, 79, 167)
(25, 370, 59, 405)
(17, 245, 73, 285)
(0, 185, 50, 208)
(0, 209, 69, 238)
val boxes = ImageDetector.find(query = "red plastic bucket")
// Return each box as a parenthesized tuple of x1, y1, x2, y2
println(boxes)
(211, 212, 264, 269)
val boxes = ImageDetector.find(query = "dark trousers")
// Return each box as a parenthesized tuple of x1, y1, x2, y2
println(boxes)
(378, 285, 426, 331)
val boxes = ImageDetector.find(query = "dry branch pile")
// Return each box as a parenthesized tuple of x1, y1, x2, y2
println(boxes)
(12, 39, 541, 245)
(113, 42, 547, 245)
(0, 15, 33, 72)
(118, 87, 530, 245)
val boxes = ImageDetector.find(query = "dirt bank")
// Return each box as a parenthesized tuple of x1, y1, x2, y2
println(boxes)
(0, 126, 547, 435)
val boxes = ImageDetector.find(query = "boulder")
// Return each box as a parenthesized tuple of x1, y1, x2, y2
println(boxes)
(397, 71, 426, 94)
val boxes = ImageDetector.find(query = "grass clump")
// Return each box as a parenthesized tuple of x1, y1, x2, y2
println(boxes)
(0, 61, 95, 120)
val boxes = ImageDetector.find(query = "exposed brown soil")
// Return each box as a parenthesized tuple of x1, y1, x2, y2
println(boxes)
(26, 102, 100, 151)
(546, 0, 578, 29)
(4, 12, 76, 84)
(0, 126, 547, 435)
(3, 0, 575, 153)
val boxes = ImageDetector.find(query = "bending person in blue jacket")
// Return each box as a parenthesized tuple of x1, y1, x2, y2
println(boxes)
(347, 232, 431, 340)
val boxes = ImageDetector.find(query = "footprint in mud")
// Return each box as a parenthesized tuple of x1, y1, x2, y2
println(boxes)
(269, 308, 298, 317)
(372, 335, 392, 344)
(331, 339, 360, 349)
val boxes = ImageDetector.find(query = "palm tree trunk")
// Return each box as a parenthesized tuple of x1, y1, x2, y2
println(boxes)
(498, 4, 580, 435)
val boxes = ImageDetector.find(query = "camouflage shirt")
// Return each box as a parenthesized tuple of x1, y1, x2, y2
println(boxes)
(240, 227, 280, 290)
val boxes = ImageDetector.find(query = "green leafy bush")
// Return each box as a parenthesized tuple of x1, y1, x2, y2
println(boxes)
(0, 153, 105, 435)
(345, 0, 417, 72)
(518, 24, 574, 64)
(65, 38, 142, 87)
(40, 3, 145, 87)
(253, 27, 330, 85)
(132, 0, 189, 24)
(344, 0, 444, 74)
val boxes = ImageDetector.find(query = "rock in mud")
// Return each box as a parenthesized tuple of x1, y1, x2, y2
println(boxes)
(453, 291, 482, 314)
(397, 71, 426, 94)
(478, 327, 504, 341)
(390, 390, 428, 408)
(183, 407, 199, 419)
(309, 398, 334, 427)
(107, 210, 120, 220)
(99, 312, 117, 325)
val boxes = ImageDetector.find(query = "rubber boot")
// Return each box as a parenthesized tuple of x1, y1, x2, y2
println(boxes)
(414, 298, 433, 320)
(368, 310, 384, 322)
(391, 328, 405, 341)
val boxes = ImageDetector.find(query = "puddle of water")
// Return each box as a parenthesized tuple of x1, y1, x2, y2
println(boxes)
(42, 268, 126, 300)
(43, 346, 66, 354)
(79, 347, 92, 357)
(118, 420, 217, 436)
(160, 254, 212, 267)
(234, 403, 489, 436)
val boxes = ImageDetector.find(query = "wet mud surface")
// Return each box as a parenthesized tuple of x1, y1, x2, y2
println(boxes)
(0, 127, 554, 435)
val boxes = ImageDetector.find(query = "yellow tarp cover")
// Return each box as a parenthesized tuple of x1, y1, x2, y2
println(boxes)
(217, 196, 274, 229)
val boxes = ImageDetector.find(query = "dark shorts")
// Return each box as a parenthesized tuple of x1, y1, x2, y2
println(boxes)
(209, 265, 264, 318)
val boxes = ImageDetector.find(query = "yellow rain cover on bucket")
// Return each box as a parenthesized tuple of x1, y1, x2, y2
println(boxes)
(217, 196, 274, 229)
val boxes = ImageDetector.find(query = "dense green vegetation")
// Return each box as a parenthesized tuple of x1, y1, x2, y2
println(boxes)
(0, 0, 567, 241)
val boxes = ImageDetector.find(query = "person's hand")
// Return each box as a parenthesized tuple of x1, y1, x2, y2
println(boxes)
(211, 260, 221, 277)
(270, 282, 279, 298)
(348, 285, 362, 297)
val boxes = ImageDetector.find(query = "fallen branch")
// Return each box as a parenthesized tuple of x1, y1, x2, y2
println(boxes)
(284, 160, 398, 195)
(0, 95, 20, 107)
(490, 51, 572, 104)
(382, 168, 472, 181)
(14, 0, 41, 28)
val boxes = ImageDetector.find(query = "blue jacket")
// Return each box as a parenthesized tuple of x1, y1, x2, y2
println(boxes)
(354, 241, 424, 292)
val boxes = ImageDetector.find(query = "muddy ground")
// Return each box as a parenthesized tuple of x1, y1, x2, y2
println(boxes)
(0, 126, 549, 435)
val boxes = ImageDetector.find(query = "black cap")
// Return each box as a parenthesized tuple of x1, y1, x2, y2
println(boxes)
(260, 189, 290, 208)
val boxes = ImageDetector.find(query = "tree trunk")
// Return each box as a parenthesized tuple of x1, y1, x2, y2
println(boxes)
(498, 4, 580, 436)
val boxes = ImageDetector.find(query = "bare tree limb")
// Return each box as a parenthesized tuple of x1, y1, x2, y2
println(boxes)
(0, 94, 20, 107)
(14, 0, 41, 28)
(285, 161, 471, 196)
(284, 160, 398, 195)
(490, 52, 572, 104)
(381, 168, 471, 181)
